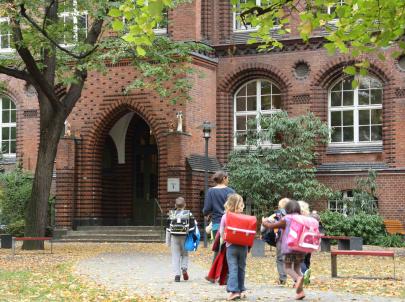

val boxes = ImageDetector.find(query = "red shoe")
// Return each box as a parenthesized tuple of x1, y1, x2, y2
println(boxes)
(182, 269, 189, 281)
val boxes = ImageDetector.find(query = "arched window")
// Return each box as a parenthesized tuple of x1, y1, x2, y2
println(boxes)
(0, 95, 16, 156)
(329, 76, 382, 144)
(234, 79, 282, 146)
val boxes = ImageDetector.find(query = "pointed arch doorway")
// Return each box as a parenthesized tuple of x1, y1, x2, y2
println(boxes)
(101, 112, 158, 226)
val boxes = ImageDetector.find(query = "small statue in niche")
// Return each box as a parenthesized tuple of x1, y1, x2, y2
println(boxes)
(176, 111, 183, 132)
(64, 121, 71, 137)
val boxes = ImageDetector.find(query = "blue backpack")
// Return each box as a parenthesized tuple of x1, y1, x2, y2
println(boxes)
(184, 222, 200, 251)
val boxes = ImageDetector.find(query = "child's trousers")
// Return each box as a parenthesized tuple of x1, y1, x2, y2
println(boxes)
(171, 235, 189, 276)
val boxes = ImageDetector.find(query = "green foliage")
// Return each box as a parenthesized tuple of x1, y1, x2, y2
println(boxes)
(320, 211, 386, 245)
(330, 170, 379, 215)
(232, 0, 405, 83)
(227, 111, 332, 215)
(5, 219, 25, 237)
(0, 167, 32, 225)
(374, 234, 405, 248)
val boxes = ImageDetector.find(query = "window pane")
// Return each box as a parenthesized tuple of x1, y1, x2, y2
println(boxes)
(2, 110, 9, 123)
(236, 132, 246, 145)
(331, 82, 341, 92)
(261, 95, 271, 110)
(9, 100, 15, 109)
(370, 89, 382, 104)
(342, 111, 353, 126)
(272, 94, 281, 109)
(246, 82, 256, 96)
(359, 126, 370, 141)
(10, 140, 15, 153)
(342, 77, 353, 90)
(236, 86, 246, 97)
(371, 109, 382, 124)
(331, 111, 341, 126)
(272, 85, 280, 94)
(261, 81, 271, 95)
(359, 110, 370, 125)
(331, 91, 341, 107)
(358, 89, 369, 105)
(1, 34, 9, 49)
(343, 91, 354, 106)
(78, 14, 88, 41)
(371, 126, 382, 140)
(246, 96, 256, 111)
(236, 97, 246, 111)
(369, 76, 382, 88)
(2, 127, 9, 140)
(247, 116, 256, 130)
(359, 77, 370, 89)
(10, 110, 16, 122)
(10, 126, 15, 139)
(64, 15, 74, 44)
(331, 127, 342, 142)
(2, 98, 10, 109)
(343, 127, 354, 141)
(236, 116, 246, 130)
(2, 141, 9, 153)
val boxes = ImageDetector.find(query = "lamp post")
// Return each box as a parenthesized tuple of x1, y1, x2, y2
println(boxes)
(201, 121, 213, 248)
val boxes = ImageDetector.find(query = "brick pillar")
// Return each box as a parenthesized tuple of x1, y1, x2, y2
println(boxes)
(55, 137, 77, 229)
(169, 0, 202, 41)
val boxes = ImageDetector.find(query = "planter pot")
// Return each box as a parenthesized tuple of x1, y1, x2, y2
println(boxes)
(1, 234, 12, 249)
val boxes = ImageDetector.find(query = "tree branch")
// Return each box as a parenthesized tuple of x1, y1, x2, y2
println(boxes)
(10, 17, 59, 108)
(0, 65, 32, 82)
(239, 0, 295, 26)
(20, 4, 97, 60)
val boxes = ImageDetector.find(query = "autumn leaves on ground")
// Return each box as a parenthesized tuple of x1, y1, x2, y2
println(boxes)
(0, 243, 404, 302)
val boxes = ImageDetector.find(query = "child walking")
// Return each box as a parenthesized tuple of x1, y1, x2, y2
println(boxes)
(166, 197, 195, 282)
(262, 199, 306, 300)
(220, 193, 248, 301)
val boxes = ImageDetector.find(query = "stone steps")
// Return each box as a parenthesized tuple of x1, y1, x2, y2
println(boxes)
(56, 226, 165, 243)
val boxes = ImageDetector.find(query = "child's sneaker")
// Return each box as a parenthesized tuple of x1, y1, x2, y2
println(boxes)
(182, 269, 189, 281)
(303, 268, 311, 285)
(174, 275, 180, 282)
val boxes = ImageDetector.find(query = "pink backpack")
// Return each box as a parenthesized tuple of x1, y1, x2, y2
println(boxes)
(285, 214, 321, 253)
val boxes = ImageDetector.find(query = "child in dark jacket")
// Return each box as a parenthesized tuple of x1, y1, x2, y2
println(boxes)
(166, 197, 195, 282)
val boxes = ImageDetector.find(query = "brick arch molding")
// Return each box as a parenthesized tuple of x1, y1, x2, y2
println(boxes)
(311, 57, 393, 89)
(217, 63, 293, 94)
(86, 98, 163, 161)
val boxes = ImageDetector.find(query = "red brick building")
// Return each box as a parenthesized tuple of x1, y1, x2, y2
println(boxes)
(1, 1, 405, 228)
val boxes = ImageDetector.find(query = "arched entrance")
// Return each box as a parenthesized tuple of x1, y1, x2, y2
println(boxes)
(101, 112, 158, 226)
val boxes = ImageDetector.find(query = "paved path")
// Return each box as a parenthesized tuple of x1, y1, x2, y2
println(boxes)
(76, 253, 402, 302)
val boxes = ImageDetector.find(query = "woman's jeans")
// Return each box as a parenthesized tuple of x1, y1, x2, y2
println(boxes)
(226, 244, 248, 293)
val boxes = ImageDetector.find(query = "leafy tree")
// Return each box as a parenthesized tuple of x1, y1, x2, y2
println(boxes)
(0, 0, 206, 249)
(227, 111, 333, 216)
(231, 0, 405, 81)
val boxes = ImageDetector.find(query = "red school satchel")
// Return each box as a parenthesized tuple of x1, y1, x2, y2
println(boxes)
(224, 212, 257, 247)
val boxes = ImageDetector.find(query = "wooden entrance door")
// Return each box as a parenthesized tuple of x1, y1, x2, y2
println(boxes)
(132, 121, 158, 225)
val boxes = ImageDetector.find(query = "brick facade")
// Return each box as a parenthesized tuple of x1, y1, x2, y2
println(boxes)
(2, 2, 405, 227)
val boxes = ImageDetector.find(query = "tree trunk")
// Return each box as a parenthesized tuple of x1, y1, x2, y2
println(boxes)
(22, 108, 65, 250)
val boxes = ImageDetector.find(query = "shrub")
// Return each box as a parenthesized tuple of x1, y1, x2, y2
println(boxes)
(5, 219, 25, 237)
(374, 234, 405, 248)
(320, 211, 385, 245)
(0, 167, 32, 225)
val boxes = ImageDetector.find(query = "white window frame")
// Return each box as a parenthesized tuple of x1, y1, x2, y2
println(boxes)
(326, 0, 345, 15)
(233, 0, 261, 32)
(328, 190, 352, 214)
(59, 0, 88, 47)
(0, 17, 13, 53)
(0, 96, 16, 157)
(328, 76, 383, 146)
(233, 79, 282, 148)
